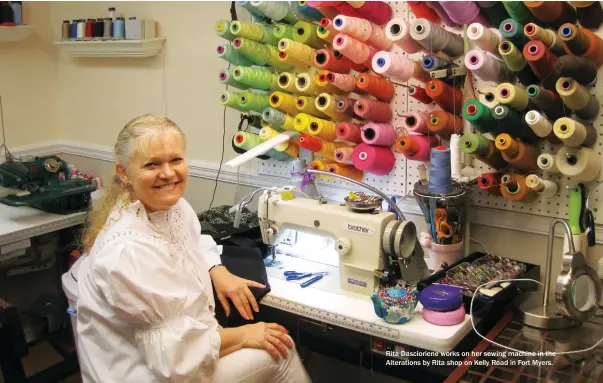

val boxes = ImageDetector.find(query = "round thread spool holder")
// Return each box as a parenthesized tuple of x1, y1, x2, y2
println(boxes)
(344, 192, 383, 213)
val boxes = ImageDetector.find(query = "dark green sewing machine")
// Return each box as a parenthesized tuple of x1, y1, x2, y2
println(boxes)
(0, 155, 97, 214)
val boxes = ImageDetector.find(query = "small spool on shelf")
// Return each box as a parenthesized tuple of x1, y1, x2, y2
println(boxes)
(327, 163, 364, 182)
(552, 117, 597, 147)
(495, 83, 530, 111)
(500, 174, 538, 203)
(525, 174, 559, 198)
(477, 172, 502, 196)
(495, 133, 539, 172)
(537, 153, 560, 173)
(555, 77, 600, 121)
(460, 133, 507, 170)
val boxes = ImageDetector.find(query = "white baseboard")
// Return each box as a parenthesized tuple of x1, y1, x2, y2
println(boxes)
(10, 140, 603, 243)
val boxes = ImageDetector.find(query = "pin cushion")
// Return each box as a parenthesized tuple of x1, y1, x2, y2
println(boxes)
(371, 285, 419, 324)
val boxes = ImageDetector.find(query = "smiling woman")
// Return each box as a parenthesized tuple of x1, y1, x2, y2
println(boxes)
(75, 114, 311, 383)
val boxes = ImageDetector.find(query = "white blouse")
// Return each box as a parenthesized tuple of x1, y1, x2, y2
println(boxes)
(76, 198, 223, 383)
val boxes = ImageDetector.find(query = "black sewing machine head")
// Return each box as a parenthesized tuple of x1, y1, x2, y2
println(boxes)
(0, 155, 97, 215)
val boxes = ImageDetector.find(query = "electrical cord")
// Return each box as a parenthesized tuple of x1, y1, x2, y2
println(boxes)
(470, 278, 603, 356)
(470, 237, 489, 254)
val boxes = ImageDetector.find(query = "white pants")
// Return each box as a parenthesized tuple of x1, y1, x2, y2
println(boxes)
(212, 337, 312, 383)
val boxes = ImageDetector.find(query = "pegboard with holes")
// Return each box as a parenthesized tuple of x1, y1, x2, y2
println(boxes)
(252, 1, 603, 225)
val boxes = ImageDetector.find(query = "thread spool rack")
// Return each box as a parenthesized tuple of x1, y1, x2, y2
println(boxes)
(250, 1, 603, 226)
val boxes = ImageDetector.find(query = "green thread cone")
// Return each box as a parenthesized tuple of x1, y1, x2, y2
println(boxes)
(502, 1, 533, 25)
(499, 18, 526, 49)
(232, 37, 271, 66)
(230, 21, 265, 42)
(262, 107, 287, 127)
(265, 148, 291, 161)
(273, 23, 294, 40)
(217, 44, 253, 67)
(460, 133, 491, 156)
(219, 69, 250, 90)
(220, 91, 246, 112)
(293, 21, 324, 49)
(238, 91, 270, 113)
(259, 24, 280, 46)
(216, 20, 235, 41)
(463, 100, 497, 133)
(492, 104, 538, 143)
(233, 66, 274, 91)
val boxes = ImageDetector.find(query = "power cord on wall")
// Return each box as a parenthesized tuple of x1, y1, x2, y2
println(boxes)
(0, 95, 17, 163)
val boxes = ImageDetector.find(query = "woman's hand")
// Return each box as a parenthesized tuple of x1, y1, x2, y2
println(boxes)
(210, 266, 266, 320)
(241, 322, 293, 360)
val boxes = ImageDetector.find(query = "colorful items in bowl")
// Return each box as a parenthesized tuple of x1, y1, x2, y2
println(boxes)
(371, 285, 419, 324)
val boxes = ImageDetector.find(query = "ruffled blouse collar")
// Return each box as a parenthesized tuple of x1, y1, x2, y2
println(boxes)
(122, 199, 179, 235)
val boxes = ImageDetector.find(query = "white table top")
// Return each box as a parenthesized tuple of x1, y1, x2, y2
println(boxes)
(262, 254, 474, 353)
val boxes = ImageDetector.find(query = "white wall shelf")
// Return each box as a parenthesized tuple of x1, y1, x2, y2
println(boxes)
(53, 37, 166, 58)
(0, 25, 37, 42)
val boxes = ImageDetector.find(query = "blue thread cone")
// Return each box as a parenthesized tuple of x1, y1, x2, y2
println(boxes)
(428, 146, 452, 195)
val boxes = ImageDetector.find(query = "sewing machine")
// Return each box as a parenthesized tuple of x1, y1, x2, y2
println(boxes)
(0, 155, 97, 215)
(258, 188, 430, 297)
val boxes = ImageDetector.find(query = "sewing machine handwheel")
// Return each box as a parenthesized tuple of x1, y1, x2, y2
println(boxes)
(383, 220, 417, 259)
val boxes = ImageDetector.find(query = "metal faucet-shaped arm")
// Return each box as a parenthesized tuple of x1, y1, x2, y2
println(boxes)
(543, 219, 575, 308)
(306, 169, 406, 221)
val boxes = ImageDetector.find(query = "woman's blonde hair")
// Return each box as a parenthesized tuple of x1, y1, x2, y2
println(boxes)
(81, 114, 185, 253)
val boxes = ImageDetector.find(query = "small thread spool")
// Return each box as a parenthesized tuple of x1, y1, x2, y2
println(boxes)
(525, 110, 553, 138)
(408, 85, 432, 104)
(495, 83, 530, 111)
(463, 99, 498, 134)
(336, 122, 363, 144)
(465, 49, 515, 83)
(426, 111, 462, 137)
(220, 90, 246, 112)
(467, 23, 501, 55)
(216, 19, 236, 41)
(460, 133, 507, 169)
(309, 159, 336, 175)
(326, 72, 356, 93)
(500, 174, 538, 203)
(352, 143, 396, 176)
(354, 99, 392, 123)
(278, 51, 309, 70)
(298, 133, 324, 152)
(296, 96, 329, 119)
(319, 18, 337, 33)
(230, 21, 265, 42)
(395, 135, 438, 163)
(293, 21, 324, 50)
(278, 38, 315, 67)
(332, 14, 372, 42)
(401, 112, 428, 134)
(237, 91, 270, 113)
(334, 147, 355, 164)
(219, 69, 249, 90)
(526, 85, 568, 120)
(232, 37, 271, 66)
(477, 173, 503, 196)
(356, 73, 395, 102)
(524, 23, 566, 55)
(555, 77, 600, 121)
(296, 73, 321, 96)
(335, 96, 358, 118)
(524, 1, 577, 29)
(269, 91, 298, 116)
(523, 40, 560, 90)
(428, 146, 452, 195)
(327, 163, 364, 182)
(385, 18, 423, 54)
(278, 72, 297, 93)
(233, 66, 279, 91)
(410, 18, 464, 58)
(426, 80, 463, 115)
(315, 93, 350, 121)
(553, 117, 597, 147)
(332, 33, 371, 65)
(372, 51, 426, 83)
(273, 23, 294, 40)
(317, 25, 334, 44)
(316, 72, 344, 94)
(217, 44, 254, 67)
(313, 49, 351, 74)
(307, 118, 338, 141)
(554, 56, 597, 86)
(422, 55, 454, 72)
(563, 26, 603, 68)
(537, 153, 560, 173)
(558, 23, 591, 56)
(263, 108, 295, 132)
(495, 133, 540, 172)
(525, 174, 559, 198)
(293, 113, 316, 133)
(361, 123, 397, 147)
(555, 146, 601, 182)
(233, 131, 263, 151)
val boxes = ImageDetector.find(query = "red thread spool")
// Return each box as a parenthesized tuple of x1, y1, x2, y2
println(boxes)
(352, 143, 396, 176)
(408, 85, 433, 104)
(336, 122, 363, 143)
(355, 1, 393, 25)
(523, 40, 559, 89)
(356, 73, 395, 102)
(354, 99, 393, 122)
(320, 18, 337, 33)
(313, 49, 360, 73)
(85, 19, 94, 38)
(407, 1, 441, 23)
(425, 80, 463, 114)
(395, 135, 438, 162)
(336, 96, 359, 118)
(561, 26, 603, 68)
(333, 2, 363, 18)
(477, 173, 502, 196)
(298, 133, 323, 152)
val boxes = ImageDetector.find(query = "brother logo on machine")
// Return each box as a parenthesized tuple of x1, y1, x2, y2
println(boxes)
(344, 222, 376, 235)
(348, 278, 367, 288)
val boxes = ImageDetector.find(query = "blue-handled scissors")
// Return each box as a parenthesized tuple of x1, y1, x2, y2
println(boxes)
(283, 271, 328, 287)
